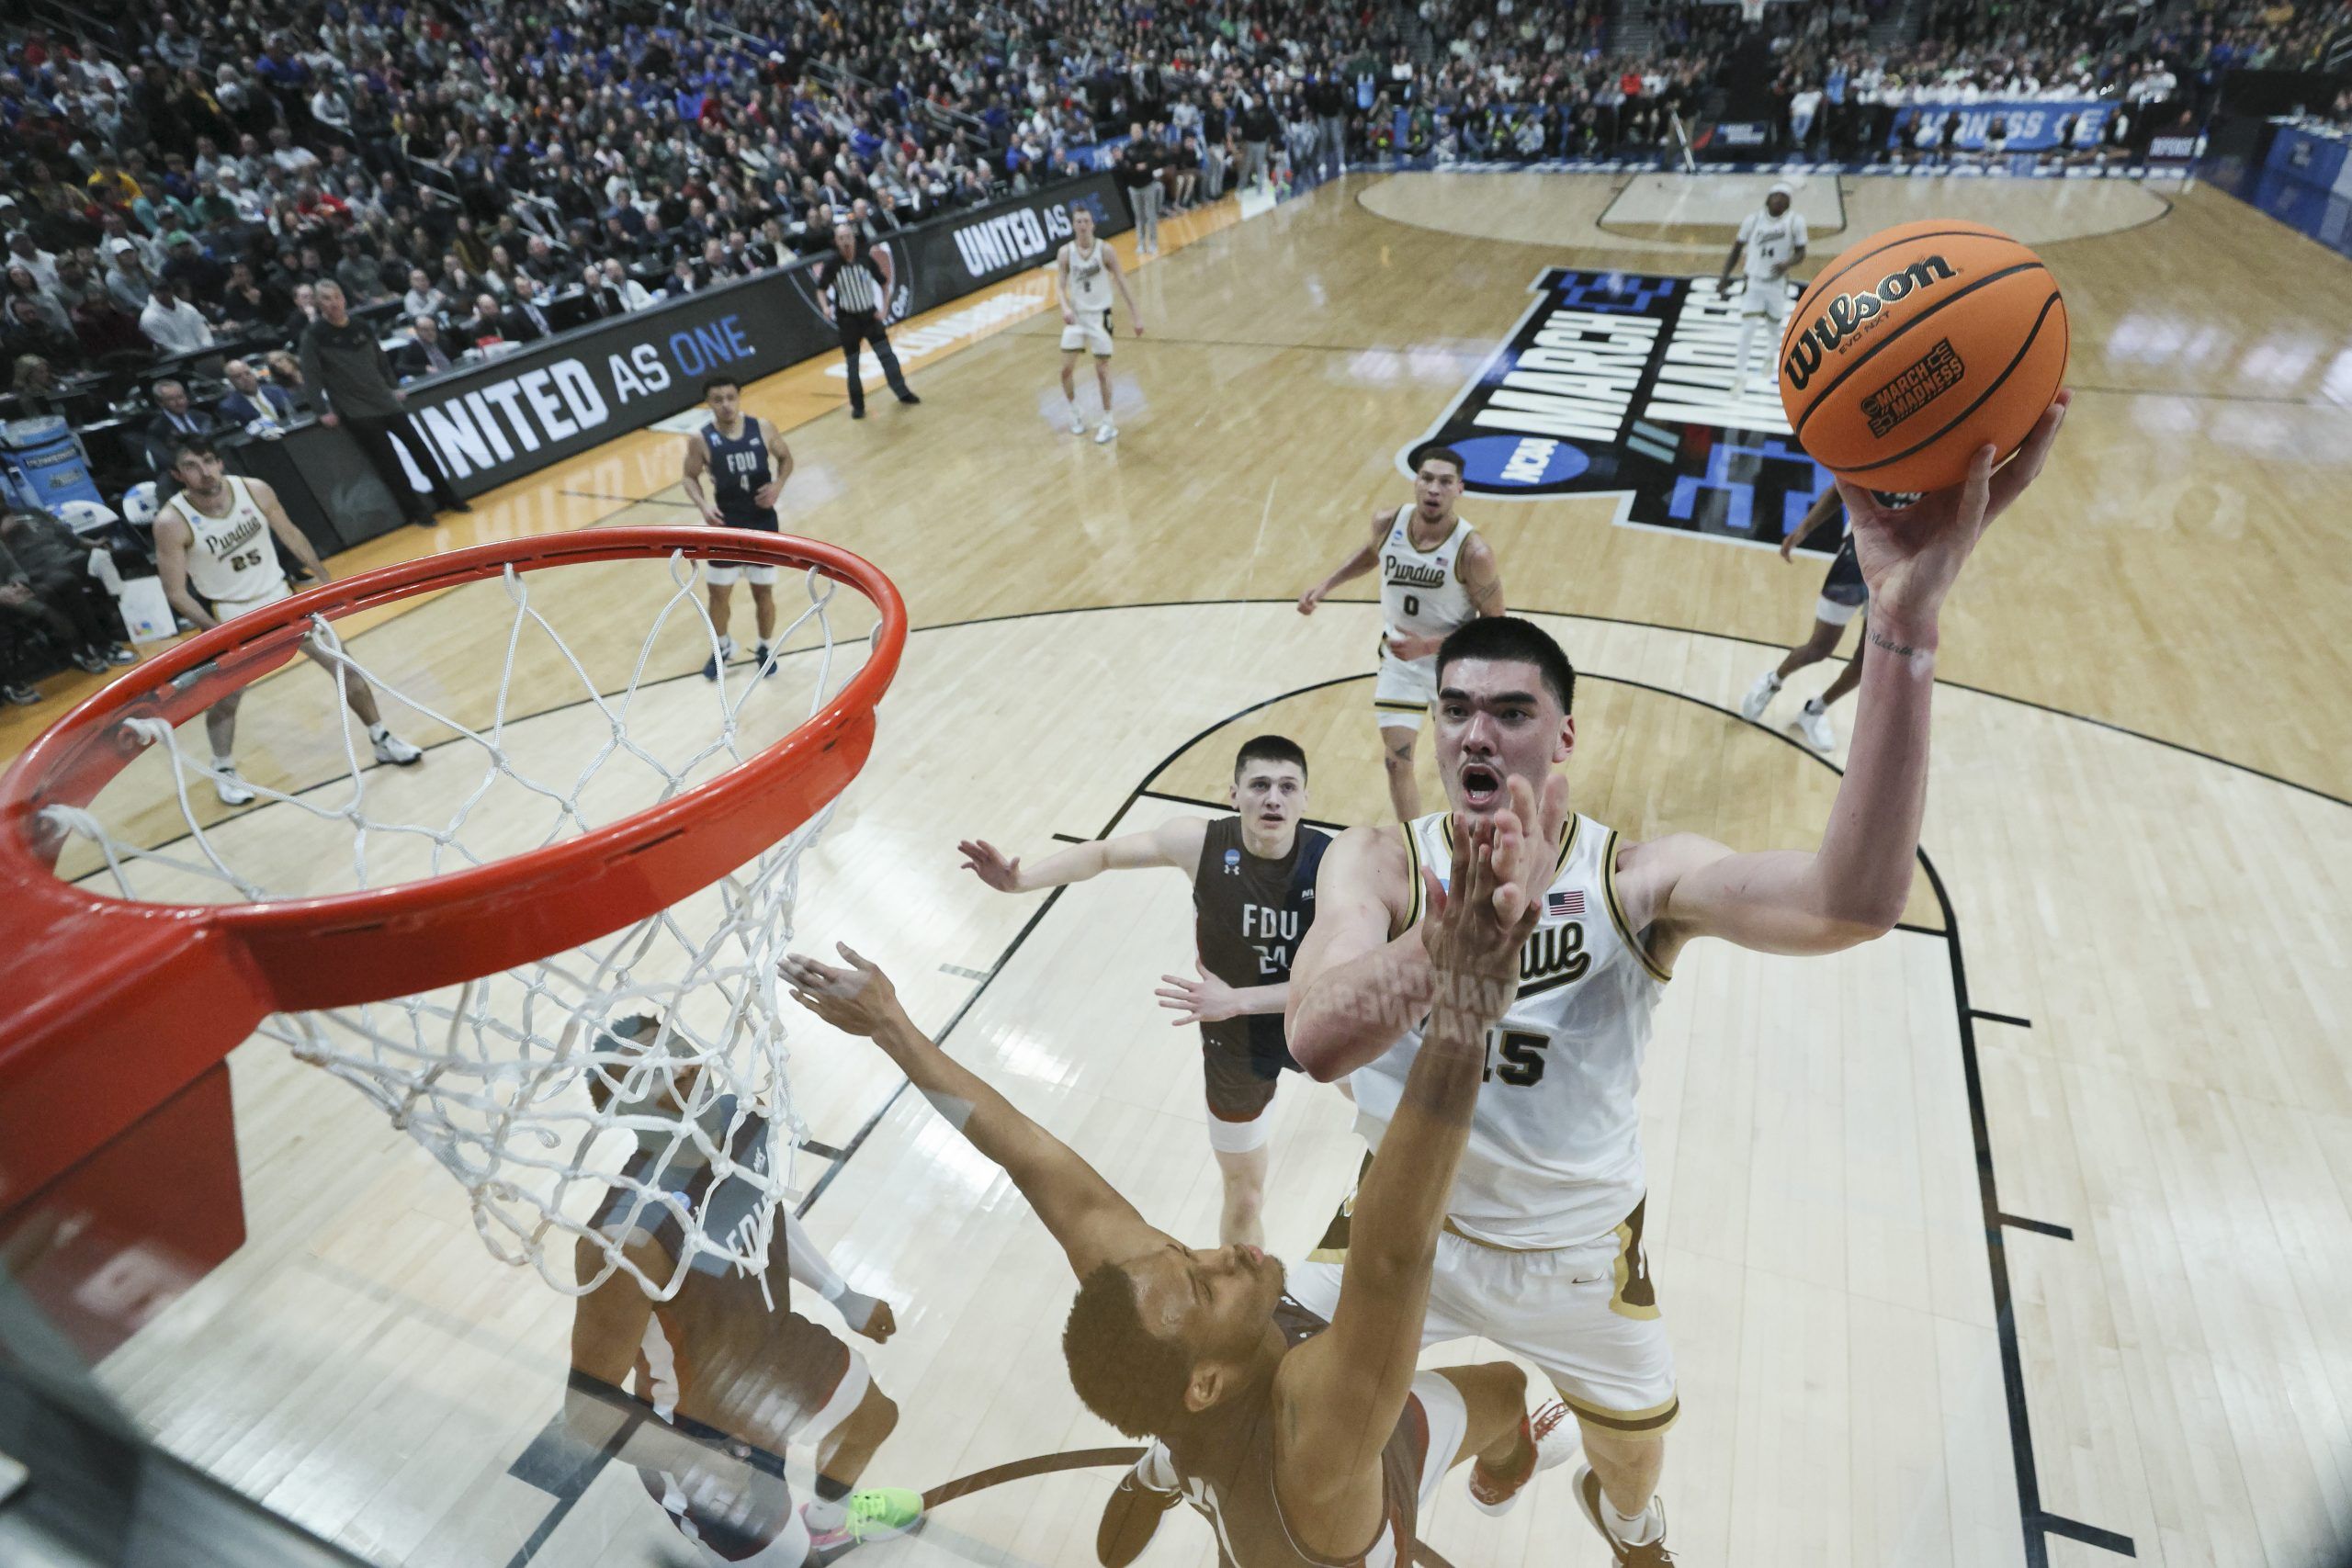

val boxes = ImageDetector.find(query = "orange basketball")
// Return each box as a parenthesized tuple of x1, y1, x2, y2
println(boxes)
(1779, 219, 2066, 494)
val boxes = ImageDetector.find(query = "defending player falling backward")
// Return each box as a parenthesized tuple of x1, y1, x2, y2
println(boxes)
(1278, 394, 2071, 1565)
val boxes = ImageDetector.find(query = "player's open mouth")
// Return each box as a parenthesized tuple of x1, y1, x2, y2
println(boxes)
(1460, 762, 1501, 807)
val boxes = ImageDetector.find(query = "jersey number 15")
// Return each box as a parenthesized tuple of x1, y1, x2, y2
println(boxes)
(1483, 1028, 1547, 1087)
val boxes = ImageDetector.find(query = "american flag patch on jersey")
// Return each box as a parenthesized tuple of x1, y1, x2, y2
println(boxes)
(1546, 890, 1585, 918)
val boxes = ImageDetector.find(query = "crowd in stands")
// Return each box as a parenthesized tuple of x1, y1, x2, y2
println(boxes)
(1, 0, 2342, 693)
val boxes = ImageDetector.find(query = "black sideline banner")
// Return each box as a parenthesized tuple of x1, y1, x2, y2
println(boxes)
(391, 175, 1130, 500)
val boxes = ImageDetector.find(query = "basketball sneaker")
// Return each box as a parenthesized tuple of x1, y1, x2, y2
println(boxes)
(751, 641, 778, 677)
(1739, 670, 1781, 720)
(213, 764, 255, 807)
(105, 643, 139, 665)
(1574, 1463, 1676, 1564)
(1069, 411, 1088, 435)
(805, 1487, 923, 1556)
(1467, 1398, 1576, 1516)
(1096, 1461, 1182, 1567)
(700, 636, 736, 682)
(1796, 697, 1835, 752)
(4, 682, 40, 705)
(371, 728, 424, 766)
(1095, 422, 1117, 445)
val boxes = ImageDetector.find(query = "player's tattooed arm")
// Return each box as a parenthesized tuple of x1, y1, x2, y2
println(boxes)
(1462, 533, 1506, 618)
(958, 817, 1205, 893)
(1636, 396, 2070, 963)
(783, 945, 1165, 1276)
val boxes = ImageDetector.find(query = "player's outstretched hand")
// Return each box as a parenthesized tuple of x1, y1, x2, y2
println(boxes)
(956, 839, 1023, 892)
(1157, 961, 1240, 1025)
(1295, 587, 1322, 616)
(781, 943, 904, 1037)
(1419, 784, 1550, 1032)
(1839, 389, 2068, 639)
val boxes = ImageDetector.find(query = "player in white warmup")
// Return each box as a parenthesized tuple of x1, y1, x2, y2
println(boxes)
(1297, 446, 1505, 823)
(153, 436, 424, 807)
(1056, 206, 1143, 444)
(1281, 400, 2068, 1565)
(1720, 180, 1809, 395)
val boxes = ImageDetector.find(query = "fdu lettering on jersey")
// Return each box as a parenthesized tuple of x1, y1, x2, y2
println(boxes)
(1400, 267, 1842, 553)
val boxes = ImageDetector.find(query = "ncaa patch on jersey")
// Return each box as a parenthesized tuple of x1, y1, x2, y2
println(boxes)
(1401, 268, 1843, 554)
(1224, 848, 1242, 874)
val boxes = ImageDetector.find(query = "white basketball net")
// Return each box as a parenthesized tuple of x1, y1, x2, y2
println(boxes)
(39, 553, 876, 1303)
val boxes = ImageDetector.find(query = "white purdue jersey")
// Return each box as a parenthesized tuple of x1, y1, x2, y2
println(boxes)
(166, 477, 285, 606)
(1378, 506, 1477, 648)
(1348, 809, 1671, 1248)
(1737, 208, 1808, 281)
(1063, 238, 1114, 311)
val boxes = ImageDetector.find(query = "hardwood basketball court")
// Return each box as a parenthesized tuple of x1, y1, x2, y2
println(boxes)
(6, 170, 2348, 1568)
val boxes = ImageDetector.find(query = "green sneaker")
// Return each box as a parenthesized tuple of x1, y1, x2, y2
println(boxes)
(807, 1486, 924, 1552)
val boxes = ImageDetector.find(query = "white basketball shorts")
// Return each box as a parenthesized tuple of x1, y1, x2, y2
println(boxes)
(1373, 644, 1438, 731)
(1060, 309, 1114, 357)
(210, 580, 293, 625)
(1740, 277, 1792, 321)
(1289, 1196, 1679, 1438)
(703, 561, 778, 587)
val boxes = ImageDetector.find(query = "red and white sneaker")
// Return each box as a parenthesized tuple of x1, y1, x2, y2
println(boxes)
(1467, 1398, 1576, 1516)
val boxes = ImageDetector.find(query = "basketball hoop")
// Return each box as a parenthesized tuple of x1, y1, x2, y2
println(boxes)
(0, 527, 903, 1297)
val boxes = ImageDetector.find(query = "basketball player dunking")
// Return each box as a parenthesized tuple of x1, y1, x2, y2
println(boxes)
(1056, 206, 1143, 445)
(1720, 180, 1808, 396)
(681, 376, 793, 682)
(153, 436, 424, 807)
(1283, 401, 2067, 1565)
(564, 1015, 924, 1564)
(781, 824, 1577, 1568)
(1297, 446, 1505, 823)
(958, 736, 1328, 1249)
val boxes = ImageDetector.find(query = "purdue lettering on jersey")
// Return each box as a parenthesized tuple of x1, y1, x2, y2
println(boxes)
(1347, 809, 1672, 1250)
(1377, 506, 1477, 649)
(167, 476, 286, 606)
(1065, 238, 1114, 311)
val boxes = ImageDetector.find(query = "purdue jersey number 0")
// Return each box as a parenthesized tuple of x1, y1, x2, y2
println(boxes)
(1345, 810, 1673, 1251)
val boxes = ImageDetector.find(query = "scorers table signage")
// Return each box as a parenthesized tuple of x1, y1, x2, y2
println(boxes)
(1399, 267, 1841, 550)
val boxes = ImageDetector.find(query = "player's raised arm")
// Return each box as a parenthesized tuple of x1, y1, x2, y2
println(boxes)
(782, 945, 1166, 1276)
(1630, 396, 2069, 964)
(1296, 507, 1389, 615)
(680, 431, 720, 525)
(1270, 793, 1540, 1537)
(957, 816, 1206, 894)
(1283, 823, 1430, 1081)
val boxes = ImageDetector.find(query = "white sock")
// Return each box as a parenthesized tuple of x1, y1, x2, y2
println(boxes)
(1136, 1438, 1180, 1492)
(1603, 1495, 1662, 1546)
(802, 1495, 847, 1532)
(368, 723, 389, 740)
(1734, 317, 1759, 384)
(1804, 697, 1826, 715)
(211, 754, 235, 771)
(1760, 671, 1781, 691)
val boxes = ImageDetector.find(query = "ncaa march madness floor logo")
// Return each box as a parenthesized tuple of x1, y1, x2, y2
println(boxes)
(1401, 268, 1841, 552)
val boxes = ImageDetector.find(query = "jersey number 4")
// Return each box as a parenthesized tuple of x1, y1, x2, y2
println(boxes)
(1483, 1028, 1547, 1087)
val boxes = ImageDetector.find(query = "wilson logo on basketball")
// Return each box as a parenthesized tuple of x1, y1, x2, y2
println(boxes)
(1781, 254, 1958, 391)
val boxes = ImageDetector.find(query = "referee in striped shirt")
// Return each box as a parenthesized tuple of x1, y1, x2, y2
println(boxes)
(814, 222, 921, 420)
